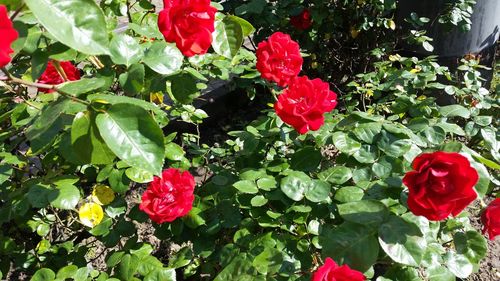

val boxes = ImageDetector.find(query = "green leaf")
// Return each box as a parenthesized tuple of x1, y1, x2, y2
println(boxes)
(50, 184, 80, 210)
(27, 183, 58, 208)
(353, 122, 382, 144)
(320, 222, 379, 272)
(290, 146, 322, 172)
(56, 265, 78, 279)
(318, 166, 352, 184)
(227, 15, 255, 37)
(444, 252, 473, 278)
(169, 72, 200, 104)
(334, 186, 364, 202)
(378, 215, 427, 267)
(26, 98, 70, 150)
(427, 266, 455, 281)
(233, 180, 258, 194)
(143, 41, 183, 75)
(144, 268, 176, 281)
(184, 207, 206, 229)
(453, 231, 487, 264)
(213, 253, 255, 281)
(212, 15, 244, 59)
(109, 34, 143, 67)
(421, 126, 446, 145)
(280, 171, 311, 201)
(31, 268, 55, 281)
(338, 200, 389, 225)
(24, 0, 109, 55)
(89, 217, 113, 236)
(165, 142, 185, 161)
(250, 195, 268, 207)
(118, 254, 140, 281)
(87, 94, 168, 127)
(57, 78, 109, 96)
(331, 132, 361, 155)
(71, 111, 116, 165)
(252, 248, 283, 275)
(377, 131, 412, 158)
(439, 105, 470, 118)
(0, 164, 13, 184)
(109, 169, 131, 193)
(305, 180, 331, 203)
(118, 63, 145, 95)
(125, 167, 154, 183)
(96, 103, 165, 176)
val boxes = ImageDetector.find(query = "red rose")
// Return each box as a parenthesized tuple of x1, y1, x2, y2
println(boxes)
(0, 5, 19, 68)
(290, 9, 313, 30)
(274, 76, 337, 134)
(158, 0, 217, 57)
(139, 168, 195, 224)
(481, 198, 500, 240)
(38, 61, 81, 93)
(256, 32, 303, 87)
(403, 151, 478, 221)
(312, 258, 366, 281)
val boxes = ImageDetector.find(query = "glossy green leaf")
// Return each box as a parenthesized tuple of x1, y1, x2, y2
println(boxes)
(453, 231, 488, 264)
(118, 63, 145, 95)
(143, 41, 183, 75)
(280, 171, 311, 201)
(24, 0, 109, 55)
(50, 184, 80, 210)
(233, 180, 258, 194)
(31, 268, 55, 281)
(331, 132, 361, 155)
(439, 104, 470, 118)
(212, 15, 244, 59)
(144, 268, 176, 281)
(57, 78, 109, 96)
(305, 180, 331, 203)
(338, 200, 389, 225)
(444, 252, 473, 278)
(169, 72, 200, 104)
(320, 222, 378, 272)
(96, 103, 165, 176)
(318, 166, 352, 185)
(71, 111, 116, 165)
(378, 215, 427, 267)
(290, 146, 322, 172)
(109, 34, 143, 67)
(125, 167, 154, 183)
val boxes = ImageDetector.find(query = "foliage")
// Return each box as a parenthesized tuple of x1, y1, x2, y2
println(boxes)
(0, 0, 499, 280)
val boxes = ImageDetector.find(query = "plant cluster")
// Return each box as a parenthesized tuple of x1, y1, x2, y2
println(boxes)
(0, 0, 498, 281)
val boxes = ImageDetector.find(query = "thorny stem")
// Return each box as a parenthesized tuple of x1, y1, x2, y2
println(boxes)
(1, 67, 90, 106)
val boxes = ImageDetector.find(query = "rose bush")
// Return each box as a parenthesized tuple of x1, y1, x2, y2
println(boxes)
(0, 0, 498, 280)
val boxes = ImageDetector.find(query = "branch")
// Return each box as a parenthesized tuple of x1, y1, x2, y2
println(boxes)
(1, 67, 90, 105)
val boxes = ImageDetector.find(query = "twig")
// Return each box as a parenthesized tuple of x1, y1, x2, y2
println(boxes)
(1, 67, 90, 106)
(10, 3, 25, 21)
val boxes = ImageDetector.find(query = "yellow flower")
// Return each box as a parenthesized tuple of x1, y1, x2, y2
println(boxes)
(150, 92, 164, 105)
(79, 203, 104, 228)
(91, 184, 115, 205)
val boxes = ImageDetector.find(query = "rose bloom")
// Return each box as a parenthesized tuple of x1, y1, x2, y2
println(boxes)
(290, 9, 313, 30)
(312, 258, 365, 281)
(38, 61, 81, 93)
(274, 76, 337, 134)
(481, 198, 500, 240)
(158, 0, 217, 57)
(0, 5, 19, 68)
(403, 151, 478, 221)
(140, 168, 195, 224)
(256, 32, 303, 87)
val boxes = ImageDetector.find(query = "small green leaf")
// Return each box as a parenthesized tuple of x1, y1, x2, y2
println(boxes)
(290, 146, 322, 172)
(439, 105, 470, 118)
(233, 180, 258, 194)
(338, 200, 389, 225)
(318, 166, 352, 185)
(331, 132, 361, 155)
(305, 180, 330, 203)
(31, 268, 55, 281)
